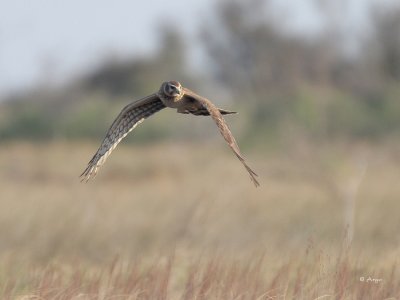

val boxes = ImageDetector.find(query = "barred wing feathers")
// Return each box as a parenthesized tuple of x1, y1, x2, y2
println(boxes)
(183, 88, 260, 187)
(80, 94, 165, 181)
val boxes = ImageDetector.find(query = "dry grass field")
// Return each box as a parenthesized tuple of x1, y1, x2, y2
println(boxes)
(0, 141, 399, 299)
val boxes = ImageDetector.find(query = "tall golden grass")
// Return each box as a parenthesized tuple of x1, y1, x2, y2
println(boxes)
(0, 141, 399, 299)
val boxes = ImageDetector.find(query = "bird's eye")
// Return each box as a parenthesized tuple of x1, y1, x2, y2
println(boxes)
(164, 83, 177, 96)
(170, 83, 179, 92)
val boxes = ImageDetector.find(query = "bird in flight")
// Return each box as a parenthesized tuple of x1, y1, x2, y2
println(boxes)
(80, 81, 259, 187)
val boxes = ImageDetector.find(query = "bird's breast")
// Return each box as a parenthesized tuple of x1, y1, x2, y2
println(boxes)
(158, 93, 184, 109)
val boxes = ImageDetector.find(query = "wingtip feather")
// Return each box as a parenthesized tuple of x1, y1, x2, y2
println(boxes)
(79, 164, 98, 183)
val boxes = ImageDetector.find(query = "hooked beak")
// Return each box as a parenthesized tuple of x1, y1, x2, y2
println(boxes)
(171, 85, 180, 95)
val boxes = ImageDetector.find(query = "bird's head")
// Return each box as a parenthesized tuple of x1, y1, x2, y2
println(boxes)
(161, 80, 182, 98)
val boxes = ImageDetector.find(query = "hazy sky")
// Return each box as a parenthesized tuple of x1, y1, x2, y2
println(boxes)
(0, 0, 393, 96)
(0, 0, 214, 95)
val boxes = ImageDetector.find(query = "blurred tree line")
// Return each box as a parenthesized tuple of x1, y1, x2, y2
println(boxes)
(0, 0, 399, 145)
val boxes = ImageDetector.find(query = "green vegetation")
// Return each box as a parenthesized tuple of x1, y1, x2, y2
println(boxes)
(0, 1, 399, 297)
(1, 2, 400, 145)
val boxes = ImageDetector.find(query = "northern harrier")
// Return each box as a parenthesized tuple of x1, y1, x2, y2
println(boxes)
(80, 81, 259, 187)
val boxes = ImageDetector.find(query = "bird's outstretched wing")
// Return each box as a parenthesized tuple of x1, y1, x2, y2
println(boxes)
(80, 94, 165, 182)
(182, 88, 260, 187)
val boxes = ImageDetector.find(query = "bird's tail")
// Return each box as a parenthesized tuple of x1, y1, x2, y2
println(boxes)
(187, 108, 237, 116)
(219, 109, 237, 115)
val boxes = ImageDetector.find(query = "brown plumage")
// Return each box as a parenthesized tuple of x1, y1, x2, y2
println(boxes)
(80, 81, 259, 187)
